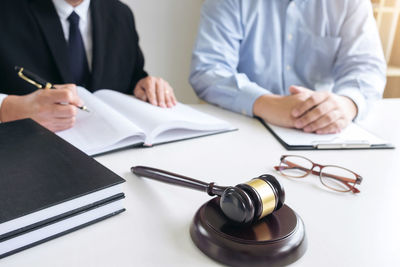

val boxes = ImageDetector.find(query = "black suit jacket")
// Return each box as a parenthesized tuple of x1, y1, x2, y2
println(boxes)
(0, 0, 147, 95)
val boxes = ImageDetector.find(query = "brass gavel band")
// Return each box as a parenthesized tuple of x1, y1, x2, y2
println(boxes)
(246, 178, 276, 218)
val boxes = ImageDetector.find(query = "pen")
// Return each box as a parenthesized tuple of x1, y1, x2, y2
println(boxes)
(14, 66, 90, 112)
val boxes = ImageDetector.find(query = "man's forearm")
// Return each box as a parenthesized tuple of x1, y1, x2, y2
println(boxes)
(252, 94, 296, 128)
(0, 95, 29, 123)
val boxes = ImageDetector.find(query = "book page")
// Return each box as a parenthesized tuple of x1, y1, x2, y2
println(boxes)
(57, 87, 145, 155)
(93, 90, 233, 145)
(267, 123, 389, 147)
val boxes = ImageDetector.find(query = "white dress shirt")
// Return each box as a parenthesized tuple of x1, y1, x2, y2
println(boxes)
(0, 95, 7, 116)
(0, 0, 92, 119)
(52, 0, 93, 69)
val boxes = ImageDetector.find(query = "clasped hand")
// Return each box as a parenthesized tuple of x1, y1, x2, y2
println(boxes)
(290, 86, 357, 134)
(254, 86, 358, 134)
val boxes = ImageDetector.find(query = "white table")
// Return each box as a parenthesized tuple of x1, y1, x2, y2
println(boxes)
(2, 99, 400, 267)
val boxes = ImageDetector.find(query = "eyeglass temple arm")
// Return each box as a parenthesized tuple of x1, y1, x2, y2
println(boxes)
(275, 162, 360, 193)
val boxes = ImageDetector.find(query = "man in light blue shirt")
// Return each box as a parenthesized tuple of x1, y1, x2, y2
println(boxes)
(190, 0, 386, 134)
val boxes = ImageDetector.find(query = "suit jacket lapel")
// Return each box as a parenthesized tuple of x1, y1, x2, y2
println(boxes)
(90, 0, 106, 91)
(29, 0, 73, 83)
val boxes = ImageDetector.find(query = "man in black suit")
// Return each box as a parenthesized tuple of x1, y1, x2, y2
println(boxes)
(0, 0, 176, 131)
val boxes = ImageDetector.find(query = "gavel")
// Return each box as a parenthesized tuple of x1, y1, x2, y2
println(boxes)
(131, 166, 285, 225)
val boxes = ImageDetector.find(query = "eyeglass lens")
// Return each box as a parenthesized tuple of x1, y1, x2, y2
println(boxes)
(279, 156, 312, 178)
(319, 166, 356, 192)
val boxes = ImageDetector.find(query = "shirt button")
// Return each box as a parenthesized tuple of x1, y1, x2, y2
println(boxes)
(286, 65, 291, 71)
(287, 34, 293, 41)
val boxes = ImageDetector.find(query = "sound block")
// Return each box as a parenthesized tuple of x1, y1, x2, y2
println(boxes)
(190, 198, 307, 267)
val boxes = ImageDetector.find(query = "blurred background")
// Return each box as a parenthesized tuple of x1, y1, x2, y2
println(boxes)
(372, 0, 400, 98)
(122, 0, 400, 103)
(122, 0, 202, 103)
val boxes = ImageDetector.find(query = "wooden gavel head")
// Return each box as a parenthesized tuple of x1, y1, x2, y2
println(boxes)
(131, 166, 285, 225)
(219, 175, 285, 225)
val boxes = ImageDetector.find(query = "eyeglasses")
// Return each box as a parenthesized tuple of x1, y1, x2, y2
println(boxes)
(274, 155, 363, 193)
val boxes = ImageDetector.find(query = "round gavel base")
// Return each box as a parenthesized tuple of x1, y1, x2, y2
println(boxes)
(190, 198, 307, 267)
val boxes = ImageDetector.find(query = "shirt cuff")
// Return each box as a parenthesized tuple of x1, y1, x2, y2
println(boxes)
(232, 82, 270, 117)
(334, 85, 367, 122)
(0, 94, 8, 123)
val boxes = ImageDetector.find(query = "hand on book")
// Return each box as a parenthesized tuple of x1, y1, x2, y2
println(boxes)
(0, 84, 83, 132)
(290, 86, 358, 134)
(134, 76, 177, 108)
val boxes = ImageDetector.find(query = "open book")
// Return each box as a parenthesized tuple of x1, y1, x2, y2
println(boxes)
(57, 87, 234, 156)
(258, 119, 394, 150)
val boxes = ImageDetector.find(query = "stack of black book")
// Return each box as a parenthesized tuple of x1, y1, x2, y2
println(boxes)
(0, 119, 125, 259)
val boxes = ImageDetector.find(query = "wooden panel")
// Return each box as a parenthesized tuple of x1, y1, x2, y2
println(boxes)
(373, 0, 400, 97)
(380, 12, 395, 60)
(389, 15, 400, 66)
(385, 0, 397, 7)
(384, 77, 400, 98)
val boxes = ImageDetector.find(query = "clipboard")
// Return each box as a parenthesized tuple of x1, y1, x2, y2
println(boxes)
(257, 118, 395, 150)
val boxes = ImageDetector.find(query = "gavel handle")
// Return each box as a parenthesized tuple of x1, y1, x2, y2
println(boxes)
(131, 166, 226, 196)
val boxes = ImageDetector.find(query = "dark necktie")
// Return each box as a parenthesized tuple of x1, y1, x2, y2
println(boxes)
(67, 11, 90, 87)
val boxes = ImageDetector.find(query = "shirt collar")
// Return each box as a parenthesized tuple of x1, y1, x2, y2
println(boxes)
(52, 0, 91, 24)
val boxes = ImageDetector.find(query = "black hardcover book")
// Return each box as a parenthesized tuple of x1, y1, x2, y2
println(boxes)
(0, 119, 125, 256)
(1, 195, 125, 259)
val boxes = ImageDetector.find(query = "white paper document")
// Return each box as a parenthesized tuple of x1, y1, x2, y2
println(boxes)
(265, 122, 393, 149)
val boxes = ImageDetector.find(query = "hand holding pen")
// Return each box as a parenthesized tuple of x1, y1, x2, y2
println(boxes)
(15, 66, 90, 112)
(0, 67, 88, 132)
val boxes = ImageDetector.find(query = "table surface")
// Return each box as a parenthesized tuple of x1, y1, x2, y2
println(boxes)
(2, 99, 400, 267)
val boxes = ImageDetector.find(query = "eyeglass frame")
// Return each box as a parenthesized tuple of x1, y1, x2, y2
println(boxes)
(274, 155, 363, 193)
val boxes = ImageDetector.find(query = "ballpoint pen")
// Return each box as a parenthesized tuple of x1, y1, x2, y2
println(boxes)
(14, 66, 90, 112)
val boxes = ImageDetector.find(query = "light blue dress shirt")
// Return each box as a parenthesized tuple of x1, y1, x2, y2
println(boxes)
(189, 0, 386, 120)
